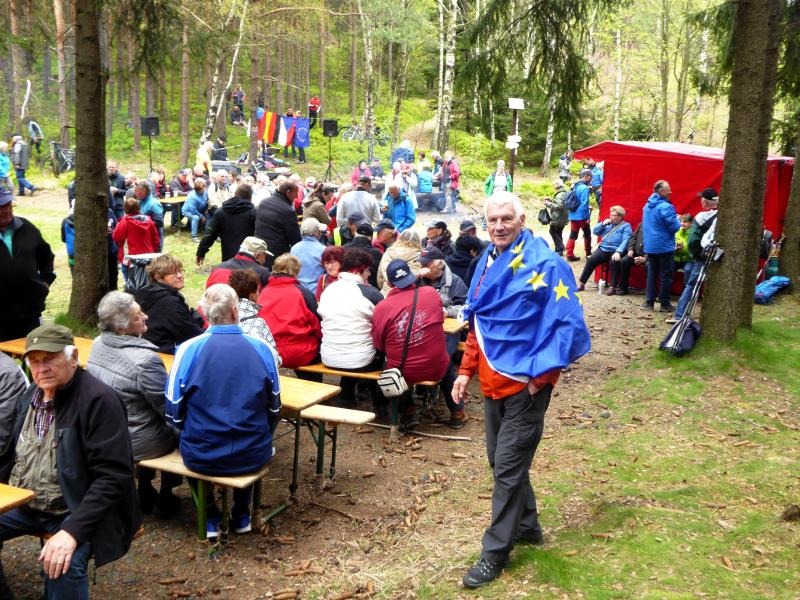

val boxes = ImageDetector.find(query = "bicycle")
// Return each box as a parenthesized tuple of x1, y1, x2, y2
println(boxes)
(339, 122, 390, 146)
(39, 126, 76, 176)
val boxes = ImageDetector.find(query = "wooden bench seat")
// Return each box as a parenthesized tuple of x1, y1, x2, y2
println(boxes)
(300, 405, 375, 478)
(138, 450, 271, 540)
(295, 363, 437, 386)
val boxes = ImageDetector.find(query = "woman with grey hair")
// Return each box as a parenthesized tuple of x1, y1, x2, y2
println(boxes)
(377, 229, 424, 295)
(87, 290, 182, 516)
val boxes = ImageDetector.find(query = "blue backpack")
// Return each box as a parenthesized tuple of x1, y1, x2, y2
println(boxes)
(754, 276, 790, 304)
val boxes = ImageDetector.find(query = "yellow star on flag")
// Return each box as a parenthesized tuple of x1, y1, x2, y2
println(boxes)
(511, 240, 525, 254)
(553, 279, 570, 301)
(527, 271, 548, 292)
(509, 252, 526, 274)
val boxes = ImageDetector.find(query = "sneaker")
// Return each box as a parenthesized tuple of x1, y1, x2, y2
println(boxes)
(566, 255, 580, 262)
(206, 515, 221, 539)
(514, 529, 545, 546)
(232, 512, 252, 534)
(604, 287, 616, 296)
(664, 317, 678, 324)
(660, 303, 675, 313)
(192, 237, 200, 243)
(462, 557, 506, 589)
(403, 412, 420, 431)
(29, 187, 36, 196)
(641, 301, 655, 310)
(576, 283, 585, 292)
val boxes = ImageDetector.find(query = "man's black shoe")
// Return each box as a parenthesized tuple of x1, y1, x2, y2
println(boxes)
(514, 530, 544, 546)
(462, 557, 506, 589)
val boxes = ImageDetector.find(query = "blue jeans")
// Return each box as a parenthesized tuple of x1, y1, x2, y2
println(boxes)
(183, 210, 204, 237)
(646, 252, 674, 305)
(15, 168, 34, 194)
(674, 260, 701, 319)
(0, 507, 93, 599)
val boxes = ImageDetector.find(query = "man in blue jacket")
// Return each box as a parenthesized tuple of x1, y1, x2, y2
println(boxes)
(642, 180, 681, 311)
(565, 169, 593, 261)
(166, 284, 281, 538)
(383, 184, 416, 232)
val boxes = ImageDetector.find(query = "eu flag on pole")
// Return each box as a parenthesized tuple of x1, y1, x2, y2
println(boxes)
(293, 117, 311, 148)
(463, 229, 591, 380)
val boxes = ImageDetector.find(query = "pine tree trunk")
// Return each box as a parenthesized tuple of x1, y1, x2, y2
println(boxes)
(54, 0, 69, 145)
(318, 5, 326, 112)
(100, 12, 113, 139)
(42, 43, 51, 98)
(488, 96, 495, 142)
(249, 48, 259, 165)
(179, 18, 190, 169)
(778, 123, 800, 290)
(264, 46, 273, 109)
(277, 44, 285, 112)
(701, 0, 782, 342)
(434, 0, 457, 154)
(69, 0, 109, 324)
(116, 41, 124, 110)
(159, 70, 168, 134)
(130, 59, 141, 152)
(392, 42, 409, 147)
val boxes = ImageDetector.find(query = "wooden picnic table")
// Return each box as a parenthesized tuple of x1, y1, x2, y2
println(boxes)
(0, 483, 34, 515)
(443, 317, 467, 335)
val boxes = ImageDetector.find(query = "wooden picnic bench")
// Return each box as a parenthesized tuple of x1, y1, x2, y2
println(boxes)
(299, 405, 375, 479)
(138, 450, 272, 541)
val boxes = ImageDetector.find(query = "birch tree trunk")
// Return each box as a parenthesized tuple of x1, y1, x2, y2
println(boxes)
(701, 0, 782, 341)
(318, 2, 326, 110)
(433, 0, 445, 145)
(613, 28, 622, 141)
(159, 70, 168, 134)
(539, 96, 556, 176)
(434, 0, 457, 154)
(69, 0, 109, 323)
(658, 0, 670, 140)
(488, 96, 495, 142)
(54, 0, 70, 145)
(264, 45, 273, 109)
(248, 48, 259, 165)
(129, 45, 141, 152)
(8, 0, 21, 131)
(200, 0, 249, 144)
(356, 0, 376, 159)
(348, 15, 358, 117)
(179, 18, 190, 168)
(392, 43, 410, 147)
(673, 7, 692, 141)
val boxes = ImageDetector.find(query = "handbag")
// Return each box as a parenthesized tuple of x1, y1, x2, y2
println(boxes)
(377, 288, 419, 397)
(537, 207, 552, 226)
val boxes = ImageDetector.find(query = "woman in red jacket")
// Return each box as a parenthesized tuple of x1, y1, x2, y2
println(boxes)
(257, 254, 321, 372)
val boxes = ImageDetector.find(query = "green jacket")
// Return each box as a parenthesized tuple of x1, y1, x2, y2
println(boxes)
(484, 172, 513, 196)
(674, 227, 692, 263)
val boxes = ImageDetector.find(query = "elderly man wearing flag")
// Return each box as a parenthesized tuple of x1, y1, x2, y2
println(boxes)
(453, 191, 591, 589)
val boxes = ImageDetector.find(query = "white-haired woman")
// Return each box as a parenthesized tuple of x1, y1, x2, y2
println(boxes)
(87, 291, 182, 516)
(484, 160, 513, 196)
(377, 229, 424, 295)
(544, 179, 569, 256)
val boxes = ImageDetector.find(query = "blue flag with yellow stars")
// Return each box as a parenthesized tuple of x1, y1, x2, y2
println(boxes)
(463, 228, 591, 380)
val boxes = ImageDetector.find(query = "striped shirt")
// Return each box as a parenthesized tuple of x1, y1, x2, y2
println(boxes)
(31, 388, 55, 440)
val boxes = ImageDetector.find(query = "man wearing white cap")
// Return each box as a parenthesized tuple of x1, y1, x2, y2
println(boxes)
(205, 235, 273, 289)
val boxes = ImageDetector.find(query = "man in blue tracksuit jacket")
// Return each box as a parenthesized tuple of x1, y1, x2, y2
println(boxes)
(166, 284, 281, 538)
(642, 180, 681, 311)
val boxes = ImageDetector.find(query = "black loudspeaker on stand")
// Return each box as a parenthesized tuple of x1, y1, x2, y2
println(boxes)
(141, 116, 160, 173)
(322, 119, 339, 138)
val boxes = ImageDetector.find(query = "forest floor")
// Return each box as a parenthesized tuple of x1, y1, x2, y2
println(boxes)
(3, 189, 799, 599)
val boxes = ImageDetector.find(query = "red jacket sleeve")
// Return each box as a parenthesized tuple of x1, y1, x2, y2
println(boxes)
(458, 329, 479, 378)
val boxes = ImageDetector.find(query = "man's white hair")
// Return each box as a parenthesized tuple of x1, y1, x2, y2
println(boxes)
(200, 284, 238, 325)
(484, 191, 525, 219)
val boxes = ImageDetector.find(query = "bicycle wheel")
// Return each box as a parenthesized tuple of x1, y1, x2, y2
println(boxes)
(341, 128, 358, 142)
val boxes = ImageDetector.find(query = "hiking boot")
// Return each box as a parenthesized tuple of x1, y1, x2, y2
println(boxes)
(462, 557, 506, 589)
(514, 529, 545, 546)
(446, 410, 468, 430)
(605, 286, 616, 296)
(137, 482, 158, 514)
(566, 255, 580, 262)
(155, 490, 182, 518)
(192, 236, 201, 243)
(660, 303, 675, 313)
(641, 301, 655, 310)
(576, 283, 585, 292)
(402, 412, 420, 431)
(206, 515, 222, 539)
(232, 512, 252, 534)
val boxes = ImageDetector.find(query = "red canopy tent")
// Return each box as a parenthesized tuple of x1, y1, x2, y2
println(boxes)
(573, 141, 794, 236)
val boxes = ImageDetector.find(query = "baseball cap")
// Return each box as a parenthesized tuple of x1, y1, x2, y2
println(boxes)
(305, 176, 317, 187)
(579, 168, 593, 178)
(459, 219, 477, 234)
(347, 212, 367, 225)
(24, 324, 74, 358)
(698, 187, 720, 202)
(0, 189, 13, 207)
(386, 259, 416, 289)
(358, 175, 372, 184)
(376, 219, 396, 232)
(425, 220, 447, 230)
(301, 217, 322, 236)
(239, 236, 273, 256)
(419, 247, 445, 265)
(179, 168, 191, 176)
(356, 223, 374, 237)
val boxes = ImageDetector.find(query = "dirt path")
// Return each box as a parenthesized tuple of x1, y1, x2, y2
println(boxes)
(3, 189, 667, 599)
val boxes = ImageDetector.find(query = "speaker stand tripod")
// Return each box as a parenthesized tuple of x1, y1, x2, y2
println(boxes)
(322, 136, 342, 183)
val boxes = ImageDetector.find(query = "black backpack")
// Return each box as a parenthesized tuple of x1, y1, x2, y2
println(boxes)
(564, 187, 580, 212)
(687, 213, 717, 261)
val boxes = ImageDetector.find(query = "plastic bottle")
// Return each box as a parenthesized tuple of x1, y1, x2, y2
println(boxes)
(598, 279, 606, 294)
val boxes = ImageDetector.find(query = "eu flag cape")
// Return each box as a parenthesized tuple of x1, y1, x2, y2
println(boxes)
(293, 117, 310, 148)
(463, 229, 591, 380)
